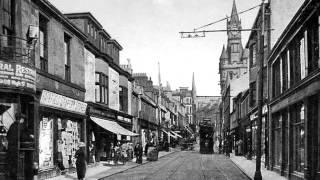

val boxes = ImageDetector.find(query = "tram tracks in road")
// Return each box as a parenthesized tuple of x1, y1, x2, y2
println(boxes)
(141, 152, 185, 180)
(164, 153, 190, 180)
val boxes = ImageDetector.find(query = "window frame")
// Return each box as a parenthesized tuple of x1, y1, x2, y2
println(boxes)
(250, 43, 257, 68)
(249, 82, 257, 107)
(95, 72, 108, 104)
(64, 34, 71, 82)
(39, 14, 48, 72)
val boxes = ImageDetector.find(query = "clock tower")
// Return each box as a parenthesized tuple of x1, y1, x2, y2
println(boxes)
(219, 0, 248, 94)
(227, 0, 243, 63)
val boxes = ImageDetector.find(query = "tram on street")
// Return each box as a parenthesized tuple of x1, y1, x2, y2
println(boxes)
(199, 121, 214, 154)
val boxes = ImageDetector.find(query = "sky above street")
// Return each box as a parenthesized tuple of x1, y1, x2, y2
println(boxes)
(49, 0, 260, 96)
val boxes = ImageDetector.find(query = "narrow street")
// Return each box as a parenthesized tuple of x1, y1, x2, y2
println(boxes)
(102, 150, 249, 180)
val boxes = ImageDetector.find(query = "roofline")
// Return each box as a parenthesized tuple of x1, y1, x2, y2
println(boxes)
(107, 39, 123, 50)
(245, 3, 267, 48)
(37, 0, 87, 41)
(101, 29, 111, 39)
(267, 0, 316, 63)
(64, 12, 103, 29)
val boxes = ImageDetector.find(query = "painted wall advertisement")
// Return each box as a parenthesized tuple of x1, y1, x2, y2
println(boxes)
(108, 67, 119, 111)
(0, 61, 36, 91)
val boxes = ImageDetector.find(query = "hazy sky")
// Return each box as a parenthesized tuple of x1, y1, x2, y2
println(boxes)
(49, 0, 260, 96)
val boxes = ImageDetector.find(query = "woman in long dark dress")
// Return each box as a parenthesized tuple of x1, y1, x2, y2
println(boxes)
(75, 142, 87, 180)
(134, 142, 143, 164)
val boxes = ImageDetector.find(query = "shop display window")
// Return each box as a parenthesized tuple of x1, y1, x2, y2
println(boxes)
(273, 114, 281, 166)
(39, 117, 53, 169)
(292, 103, 305, 173)
(39, 116, 82, 171)
(57, 118, 81, 169)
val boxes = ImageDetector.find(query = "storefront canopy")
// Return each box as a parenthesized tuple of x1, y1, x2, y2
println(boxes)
(161, 129, 177, 139)
(171, 131, 182, 138)
(185, 126, 193, 135)
(169, 132, 178, 139)
(91, 117, 139, 136)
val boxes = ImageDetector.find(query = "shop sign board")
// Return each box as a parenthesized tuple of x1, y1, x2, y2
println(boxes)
(40, 90, 87, 115)
(250, 112, 257, 121)
(89, 107, 116, 119)
(117, 115, 131, 123)
(262, 105, 268, 115)
(0, 61, 36, 91)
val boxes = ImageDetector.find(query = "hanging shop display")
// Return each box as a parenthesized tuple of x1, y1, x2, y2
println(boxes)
(39, 117, 53, 169)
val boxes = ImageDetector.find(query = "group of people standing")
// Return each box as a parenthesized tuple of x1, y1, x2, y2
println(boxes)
(109, 142, 134, 165)
(73, 141, 156, 180)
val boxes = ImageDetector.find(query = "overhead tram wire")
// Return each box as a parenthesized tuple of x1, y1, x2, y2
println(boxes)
(194, 3, 261, 31)
(179, 4, 261, 38)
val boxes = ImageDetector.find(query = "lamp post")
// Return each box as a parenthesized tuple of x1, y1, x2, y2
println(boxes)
(254, 0, 265, 179)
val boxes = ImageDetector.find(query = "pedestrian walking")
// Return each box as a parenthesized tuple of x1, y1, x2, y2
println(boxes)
(134, 142, 143, 164)
(75, 142, 87, 180)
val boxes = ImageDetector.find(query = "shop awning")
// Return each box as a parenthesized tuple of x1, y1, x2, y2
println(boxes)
(171, 131, 182, 138)
(161, 129, 177, 139)
(184, 126, 193, 135)
(91, 117, 139, 136)
(161, 129, 169, 136)
(169, 132, 178, 139)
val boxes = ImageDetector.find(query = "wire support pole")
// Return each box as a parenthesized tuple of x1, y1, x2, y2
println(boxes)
(253, 0, 265, 180)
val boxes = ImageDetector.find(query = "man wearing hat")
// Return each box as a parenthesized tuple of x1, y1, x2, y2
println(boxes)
(75, 142, 87, 180)
(6, 113, 27, 180)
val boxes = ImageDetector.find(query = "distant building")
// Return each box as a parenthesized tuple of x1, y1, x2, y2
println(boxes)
(218, 0, 249, 149)
(219, 0, 248, 94)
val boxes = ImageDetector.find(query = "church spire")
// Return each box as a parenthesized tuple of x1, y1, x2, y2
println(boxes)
(230, 0, 240, 25)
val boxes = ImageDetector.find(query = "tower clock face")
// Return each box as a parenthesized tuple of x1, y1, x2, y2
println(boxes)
(230, 25, 238, 36)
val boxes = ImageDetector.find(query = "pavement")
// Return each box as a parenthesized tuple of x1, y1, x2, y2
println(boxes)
(46, 148, 178, 180)
(230, 153, 287, 180)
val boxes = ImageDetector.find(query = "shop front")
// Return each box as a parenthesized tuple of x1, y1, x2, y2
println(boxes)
(249, 109, 267, 162)
(38, 90, 87, 179)
(86, 104, 138, 163)
(89, 117, 138, 162)
(0, 57, 37, 179)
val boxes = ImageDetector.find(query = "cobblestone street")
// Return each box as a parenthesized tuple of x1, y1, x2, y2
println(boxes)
(103, 151, 249, 180)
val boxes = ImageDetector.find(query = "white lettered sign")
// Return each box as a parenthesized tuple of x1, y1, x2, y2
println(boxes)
(40, 90, 87, 115)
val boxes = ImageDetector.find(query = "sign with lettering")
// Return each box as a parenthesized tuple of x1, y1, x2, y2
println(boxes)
(89, 107, 116, 119)
(0, 61, 36, 91)
(40, 90, 87, 115)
